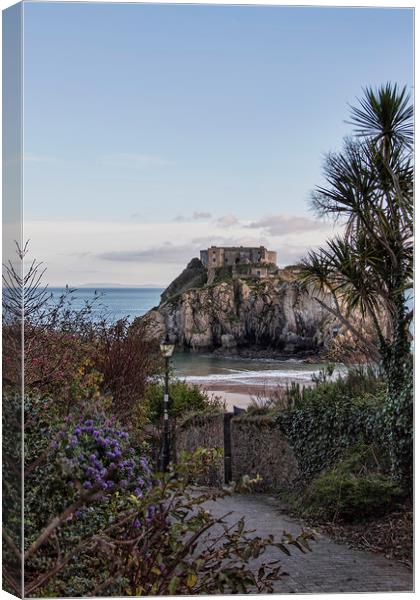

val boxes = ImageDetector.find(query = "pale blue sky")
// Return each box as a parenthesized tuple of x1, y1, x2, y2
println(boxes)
(22, 2, 413, 285)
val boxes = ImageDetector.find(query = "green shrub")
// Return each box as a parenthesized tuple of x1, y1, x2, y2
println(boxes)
(278, 373, 386, 482)
(304, 443, 403, 522)
(283, 443, 402, 523)
(306, 471, 403, 522)
(144, 380, 220, 424)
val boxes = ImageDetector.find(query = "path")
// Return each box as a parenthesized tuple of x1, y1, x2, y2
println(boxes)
(204, 493, 413, 593)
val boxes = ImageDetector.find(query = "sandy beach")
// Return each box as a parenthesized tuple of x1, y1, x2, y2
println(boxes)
(172, 354, 345, 412)
(190, 379, 312, 411)
(201, 383, 272, 411)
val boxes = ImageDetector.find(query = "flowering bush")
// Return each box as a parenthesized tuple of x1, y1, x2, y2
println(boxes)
(22, 438, 310, 597)
(20, 396, 155, 597)
(56, 418, 152, 497)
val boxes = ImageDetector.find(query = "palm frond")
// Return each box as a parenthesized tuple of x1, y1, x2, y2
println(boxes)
(347, 82, 413, 150)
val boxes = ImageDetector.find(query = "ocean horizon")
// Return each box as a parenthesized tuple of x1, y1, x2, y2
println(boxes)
(49, 286, 164, 322)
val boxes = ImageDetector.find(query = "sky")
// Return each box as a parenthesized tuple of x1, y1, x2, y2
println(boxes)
(22, 2, 413, 286)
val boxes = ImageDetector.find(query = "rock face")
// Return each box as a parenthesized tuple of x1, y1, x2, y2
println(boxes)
(142, 268, 340, 355)
(160, 258, 207, 304)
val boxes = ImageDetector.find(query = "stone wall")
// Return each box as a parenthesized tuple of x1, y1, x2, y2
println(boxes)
(174, 411, 300, 492)
(230, 415, 300, 492)
(174, 412, 225, 486)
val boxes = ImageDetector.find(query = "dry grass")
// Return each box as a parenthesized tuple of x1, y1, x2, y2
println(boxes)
(247, 385, 299, 414)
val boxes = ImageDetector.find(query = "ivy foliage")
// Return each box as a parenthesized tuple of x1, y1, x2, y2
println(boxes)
(278, 372, 386, 483)
(382, 360, 413, 487)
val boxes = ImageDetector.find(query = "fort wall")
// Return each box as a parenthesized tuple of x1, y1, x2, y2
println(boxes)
(200, 246, 277, 269)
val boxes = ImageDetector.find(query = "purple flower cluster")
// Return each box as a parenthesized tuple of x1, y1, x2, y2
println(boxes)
(131, 502, 157, 531)
(57, 419, 152, 497)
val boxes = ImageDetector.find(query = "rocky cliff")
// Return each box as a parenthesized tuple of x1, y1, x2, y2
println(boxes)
(160, 258, 207, 304)
(141, 263, 341, 357)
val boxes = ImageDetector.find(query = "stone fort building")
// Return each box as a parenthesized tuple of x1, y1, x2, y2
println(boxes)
(200, 246, 277, 268)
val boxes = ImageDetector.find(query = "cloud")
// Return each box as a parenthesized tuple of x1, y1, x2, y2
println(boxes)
(214, 214, 240, 228)
(98, 153, 171, 168)
(173, 212, 212, 223)
(98, 243, 197, 264)
(192, 235, 271, 248)
(25, 217, 337, 287)
(60, 251, 93, 258)
(247, 214, 331, 236)
(276, 244, 313, 266)
(193, 211, 212, 220)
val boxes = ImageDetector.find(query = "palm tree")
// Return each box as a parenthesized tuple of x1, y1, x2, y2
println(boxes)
(301, 84, 413, 380)
(299, 84, 413, 482)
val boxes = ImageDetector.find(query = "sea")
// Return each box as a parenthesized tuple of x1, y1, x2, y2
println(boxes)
(49, 287, 163, 322)
(49, 286, 336, 403)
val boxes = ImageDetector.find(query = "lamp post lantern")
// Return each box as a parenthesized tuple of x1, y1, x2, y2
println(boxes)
(160, 335, 175, 471)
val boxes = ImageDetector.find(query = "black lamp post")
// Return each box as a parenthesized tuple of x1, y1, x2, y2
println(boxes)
(160, 335, 175, 471)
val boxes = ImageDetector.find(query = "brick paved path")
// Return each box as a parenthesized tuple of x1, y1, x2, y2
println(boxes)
(204, 493, 413, 593)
